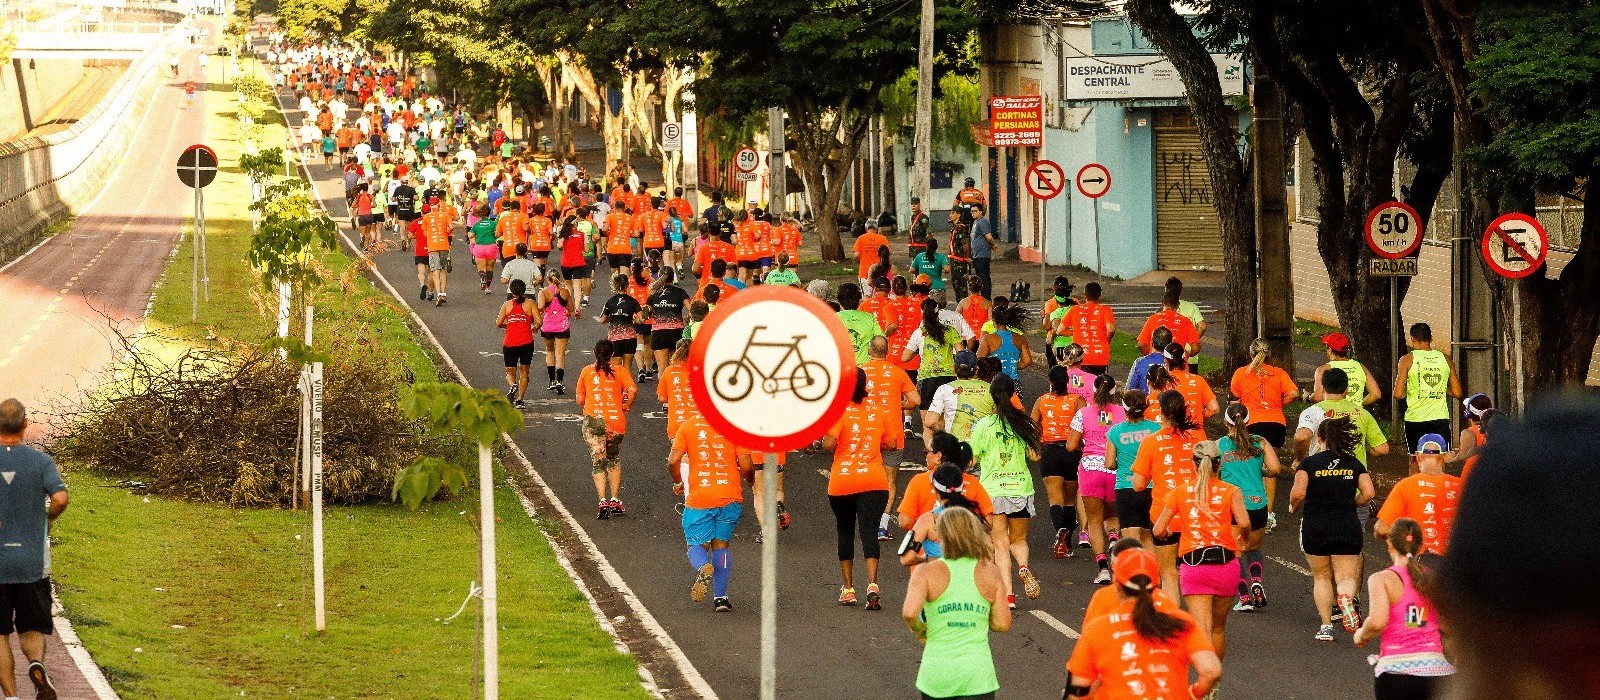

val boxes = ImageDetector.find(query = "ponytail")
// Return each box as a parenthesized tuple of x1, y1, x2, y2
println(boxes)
(1122, 390, 1148, 421)
(1248, 338, 1269, 374)
(988, 375, 1040, 451)
(1158, 390, 1196, 434)
(1223, 402, 1261, 459)
(1146, 365, 1173, 393)
(921, 298, 946, 345)
(1388, 518, 1432, 598)
(1048, 365, 1069, 397)
(593, 339, 615, 378)
(1092, 372, 1116, 409)
(1127, 576, 1191, 643)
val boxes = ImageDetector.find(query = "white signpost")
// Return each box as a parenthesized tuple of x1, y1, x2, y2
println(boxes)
(1075, 163, 1112, 274)
(1025, 159, 1066, 306)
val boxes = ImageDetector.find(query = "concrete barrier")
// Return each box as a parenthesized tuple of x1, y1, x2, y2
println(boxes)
(0, 22, 186, 263)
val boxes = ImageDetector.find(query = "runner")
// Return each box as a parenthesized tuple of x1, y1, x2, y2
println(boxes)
(897, 432, 992, 532)
(1067, 373, 1126, 583)
(764, 253, 800, 288)
(1395, 323, 1462, 452)
(1450, 394, 1493, 480)
(902, 506, 1009, 700)
(968, 374, 1042, 608)
(1162, 343, 1220, 427)
(1312, 332, 1381, 407)
(1061, 282, 1115, 374)
(853, 220, 890, 290)
(1136, 289, 1200, 358)
(647, 268, 690, 379)
(904, 298, 963, 449)
(537, 269, 572, 394)
(420, 198, 454, 305)
(1295, 368, 1391, 467)
(667, 413, 755, 612)
(1126, 326, 1171, 394)
(1229, 338, 1298, 532)
(976, 305, 1030, 383)
(898, 464, 987, 568)
(1064, 547, 1221, 700)
(627, 261, 656, 380)
(1032, 366, 1083, 562)
(1291, 416, 1377, 641)
(1153, 439, 1248, 658)
(597, 273, 643, 378)
(495, 279, 540, 409)
(926, 351, 993, 443)
(1217, 403, 1282, 613)
(468, 202, 498, 293)
(557, 217, 591, 320)
(1164, 277, 1207, 373)
(820, 374, 898, 610)
(1131, 390, 1201, 598)
(957, 276, 991, 352)
(575, 339, 636, 520)
(909, 238, 949, 292)
(1108, 391, 1161, 551)
(1353, 518, 1456, 699)
(1374, 434, 1460, 555)
(836, 283, 885, 366)
(409, 210, 429, 300)
(861, 337, 917, 540)
(1041, 277, 1077, 367)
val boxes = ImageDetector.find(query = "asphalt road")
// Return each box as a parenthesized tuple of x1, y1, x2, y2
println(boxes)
(280, 109, 1396, 700)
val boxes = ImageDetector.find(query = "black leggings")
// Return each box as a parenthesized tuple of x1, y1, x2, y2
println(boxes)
(1374, 673, 1440, 700)
(829, 490, 890, 561)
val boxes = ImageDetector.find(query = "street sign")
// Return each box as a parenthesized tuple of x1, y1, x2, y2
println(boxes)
(735, 172, 758, 182)
(1076, 163, 1110, 199)
(1364, 201, 1423, 259)
(1482, 213, 1548, 279)
(661, 122, 682, 152)
(1369, 258, 1418, 276)
(688, 285, 857, 453)
(177, 144, 218, 189)
(735, 147, 760, 173)
(1024, 160, 1066, 200)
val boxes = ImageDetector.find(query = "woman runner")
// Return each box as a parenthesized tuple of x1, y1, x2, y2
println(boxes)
(1219, 402, 1282, 612)
(1353, 518, 1455, 699)
(1032, 366, 1083, 561)
(495, 279, 539, 409)
(597, 273, 642, 376)
(1154, 439, 1249, 659)
(627, 260, 656, 379)
(903, 298, 962, 450)
(898, 464, 987, 568)
(1292, 416, 1376, 641)
(969, 374, 1042, 608)
(647, 268, 690, 379)
(469, 202, 498, 293)
(1108, 391, 1161, 549)
(1452, 393, 1493, 480)
(537, 268, 572, 394)
(902, 507, 1009, 700)
(556, 216, 590, 319)
(575, 339, 636, 520)
(977, 305, 1031, 382)
(956, 276, 990, 351)
(1131, 390, 1201, 599)
(820, 373, 898, 610)
(1229, 338, 1297, 530)
(1067, 373, 1126, 583)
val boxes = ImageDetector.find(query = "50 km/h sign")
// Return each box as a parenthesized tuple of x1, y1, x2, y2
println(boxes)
(1482, 213, 1549, 279)
(1076, 163, 1110, 199)
(735, 147, 760, 173)
(1365, 201, 1423, 259)
(688, 285, 857, 453)
(1025, 160, 1066, 200)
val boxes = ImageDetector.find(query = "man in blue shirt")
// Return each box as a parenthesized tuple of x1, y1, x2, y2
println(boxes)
(0, 399, 69, 700)
(1126, 326, 1173, 394)
(969, 203, 995, 298)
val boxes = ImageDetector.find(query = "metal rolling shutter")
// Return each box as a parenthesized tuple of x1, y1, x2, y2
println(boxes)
(1154, 110, 1225, 270)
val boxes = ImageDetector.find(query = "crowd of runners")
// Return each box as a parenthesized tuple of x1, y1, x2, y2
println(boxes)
(265, 35, 1505, 700)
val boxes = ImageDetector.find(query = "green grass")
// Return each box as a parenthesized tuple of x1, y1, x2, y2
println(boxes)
(1293, 318, 1341, 353)
(1106, 331, 1222, 376)
(55, 472, 650, 699)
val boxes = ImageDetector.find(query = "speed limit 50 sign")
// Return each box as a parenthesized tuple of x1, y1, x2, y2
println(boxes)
(1365, 201, 1423, 259)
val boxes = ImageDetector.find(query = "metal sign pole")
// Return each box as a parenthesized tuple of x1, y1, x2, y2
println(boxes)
(479, 442, 499, 699)
(191, 182, 200, 322)
(200, 185, 209, 302)
(1390, 275, 1401, 435)
(1510, 281, 1525, 412)
(760, 451, 778, 700)
(1093, 198, 1102, 272)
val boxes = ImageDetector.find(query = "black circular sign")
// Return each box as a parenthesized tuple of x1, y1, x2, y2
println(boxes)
(177, 144, 219, 189)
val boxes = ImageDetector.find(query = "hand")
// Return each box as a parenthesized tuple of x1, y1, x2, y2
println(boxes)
(672, 482, 684, 496)
(1353, 628, 1371, 647)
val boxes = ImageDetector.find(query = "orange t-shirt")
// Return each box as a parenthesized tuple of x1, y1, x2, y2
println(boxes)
(527, 215, 554, 252)
(604, 212, 635, 255)
(853, 231, 889, 279)
(1036, 393, 1083, 444)
(1169, 370, 1216, 426)
(667, 197, 693, 222)
(750, 220, 774, 258)
(1376, 473, 1461, 555)
(1138, 310, 1199, 351)
(1131, 426, 1199, 519)
(861, 359, 914, 447)
(422, 210, 453, 252)
(896, 471, 993, 523)
(1068, 600, 1212, 700)
(1081, 585, 1176, 629)
(1461, 425, 1485, 481)
(1229, 364, 1298, 426)
(776, 222, 803, 260)
(887, 297, 922, 369)
(734, 220, 759, 261)
(640, 210, 669, 249)
(1063, 302, 1115, 366)
(575, 364, 636, 434)
(1162, 480, 1242, 555)
(826, 404, 896, 496)
(656, 363, 699, 438)
(696, 240, 736, 283)
(497, 210, 529, 258)
(672, 417, 749, 509)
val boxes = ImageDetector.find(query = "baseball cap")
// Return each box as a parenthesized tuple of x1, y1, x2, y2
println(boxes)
(914, 273, 932, 286)
(1417, 433, 1447, 454)
(954, 350, 978, 368)
(1113, 549, 1161, 591)
(1322, 332, 1351, 353)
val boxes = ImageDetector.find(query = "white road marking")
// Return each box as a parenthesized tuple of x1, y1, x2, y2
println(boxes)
(1030, 610, 1080, 639)
(1269, 555, 1313, 577)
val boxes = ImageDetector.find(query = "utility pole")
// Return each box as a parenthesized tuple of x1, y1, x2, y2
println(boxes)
(682, 68, 700, 210)
(910, 0, 935, 209)
(1252, 73, 1293, 376)
(768, 107, 785, 217)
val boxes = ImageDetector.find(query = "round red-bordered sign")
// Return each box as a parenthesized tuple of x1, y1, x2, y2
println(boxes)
(1076, 163, 1111, 199)
(687, 285, 857, 453)
(1025, 160, 1066, 201)
(1364, 201, 1423, 260)
(1481, 213, 1549, 279)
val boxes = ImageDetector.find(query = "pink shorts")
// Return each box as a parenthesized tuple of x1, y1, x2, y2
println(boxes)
(1077, 460, 1117, 502)
(1179, 561, 1241, 597)
(471, 244, 499, 260)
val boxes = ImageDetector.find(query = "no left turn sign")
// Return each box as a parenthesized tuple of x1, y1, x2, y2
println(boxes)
(1024, 160, 1065, 200)
(1076, 163, 1110, 199)
(1481, 213, 1549, 279)
(687, 286, 858, 452)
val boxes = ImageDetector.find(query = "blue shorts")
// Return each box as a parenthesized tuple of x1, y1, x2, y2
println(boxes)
(683, 502, 743, 545)
(757, 256, 774, 268)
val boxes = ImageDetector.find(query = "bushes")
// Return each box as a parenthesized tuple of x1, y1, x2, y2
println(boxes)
(234, 73, 276, 105)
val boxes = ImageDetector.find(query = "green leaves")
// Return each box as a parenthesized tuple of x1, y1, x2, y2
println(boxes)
(392, 457, 469, 510)
(392, 383, 520, 509)
(260, 336, 330, 365)
(247, 180, 338, 293)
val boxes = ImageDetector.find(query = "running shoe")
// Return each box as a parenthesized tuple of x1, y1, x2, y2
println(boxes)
(427, 291, 437, 302)
(1019, 567, 1041, 600)
(1314, 624, 1336, 642)
(1107, 531, 1120, 546)
(1093, 567, 1111, 585)
(876, 526, 891, 541)
(754, 532, 763, 544)
(838, 587, 857, 606)
(1232, 596, 1256, 613)
(1006, 594, 1016, 610)
(609, 498, 626, 515)
(420, 285, 428, 301)
(864, 584, 881, 611)
(506, 387, 517, 401)
(1078, 530, 1091, 548)
(28, 661, 54, 700)
(1265, 512, 1278, 534)
(1338, 593, 1362, 632)
(596, 501, 610, 520)
(554, 383, 565, 396)
(903, 419, 914, 436)
(690, 562, 714, 602)
(713, 596, 733, 612)
(514, 399, 525, 410)
(1251, 580, 1267, 608)
(547, 381, 559, 392)
(776, 501, 791, 530)
(582, 295, 590, 306)
(1053, 529, 1070, 560)
(437, 294, 447, 306)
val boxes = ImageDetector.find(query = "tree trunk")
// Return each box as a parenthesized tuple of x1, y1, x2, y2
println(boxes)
(535, 61, 572, 157)
(786, 97, 870, 262)
(559, 53, 622, 167)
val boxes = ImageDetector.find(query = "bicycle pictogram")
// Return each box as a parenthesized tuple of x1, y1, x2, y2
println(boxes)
(712, 326, 833, 402)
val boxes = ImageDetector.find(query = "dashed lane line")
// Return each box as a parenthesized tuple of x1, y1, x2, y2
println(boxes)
(1029, 610, 1080, 639)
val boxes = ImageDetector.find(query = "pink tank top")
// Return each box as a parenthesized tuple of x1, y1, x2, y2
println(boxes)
(541, 285, 570, 333)
(1066, 367, 1096, 403)
(1072, 403, 1126, 460)
(1379, 565, 1446, 659)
